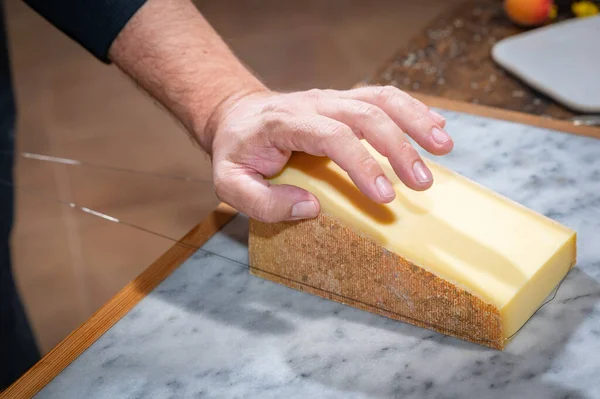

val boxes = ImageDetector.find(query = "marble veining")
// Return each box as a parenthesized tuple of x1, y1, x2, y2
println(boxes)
(35, 110, 600, 399)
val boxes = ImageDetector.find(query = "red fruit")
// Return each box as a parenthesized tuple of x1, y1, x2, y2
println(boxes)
(504, 0, 554, 27)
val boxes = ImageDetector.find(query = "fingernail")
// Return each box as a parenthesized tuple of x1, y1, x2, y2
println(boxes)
(429, 110, 446, 124)
(375, 175, 395, 199)
(413, 160, 433, 184)
(291, 201, 318, 219)
(431, 127, 451, 144)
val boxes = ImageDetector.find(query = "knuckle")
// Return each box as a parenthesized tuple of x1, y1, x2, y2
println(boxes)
(262, 101, 294, 115)
(410, 100, 429, 115)
(305, 88, 322, 102)
(376, 85, 400, 102)
(402, 94, 428, 114)
(260, 112, 285, 132)
(355, 155, 380, 175)
(326, 123, 353, 142)
(248, 197, 275, 223)
(410, 111, 431, 126)
(397, 140, 417, 157)
(355, 103, 383, 120)
(391, 89, 429, 114)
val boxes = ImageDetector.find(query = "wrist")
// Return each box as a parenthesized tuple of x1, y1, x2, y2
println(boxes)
(193, 82, 269, 154)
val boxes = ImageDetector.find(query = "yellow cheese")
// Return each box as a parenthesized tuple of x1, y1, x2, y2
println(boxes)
(266, 141, 576, 341)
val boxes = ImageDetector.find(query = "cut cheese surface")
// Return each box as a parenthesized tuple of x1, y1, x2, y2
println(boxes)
(268, 142, 576, 338)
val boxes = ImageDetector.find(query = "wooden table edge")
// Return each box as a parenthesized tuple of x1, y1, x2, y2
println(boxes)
(4, 93, 598, 399)
(0, 203, 239, 399)
(406, 91, 600, 140)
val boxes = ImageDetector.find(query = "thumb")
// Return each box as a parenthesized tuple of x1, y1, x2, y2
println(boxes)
(215, 171, 321, 223)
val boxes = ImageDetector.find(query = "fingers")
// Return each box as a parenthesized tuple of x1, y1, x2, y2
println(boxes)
(210, 86, 455, 223)
(331, 85, 454, 156)
(214, 165, 320, 223)
(267, 115, 396, 203)
(314, 98, 433, 191)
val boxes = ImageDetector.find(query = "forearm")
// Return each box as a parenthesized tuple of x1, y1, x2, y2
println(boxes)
(107, 0, 267, 152)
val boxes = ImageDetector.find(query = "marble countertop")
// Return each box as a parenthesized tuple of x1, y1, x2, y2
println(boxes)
(35, 110, 600, 399)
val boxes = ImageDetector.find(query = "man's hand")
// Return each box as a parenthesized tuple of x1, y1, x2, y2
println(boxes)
(108, 0, 453, 223)
(205, 86, 452, 223)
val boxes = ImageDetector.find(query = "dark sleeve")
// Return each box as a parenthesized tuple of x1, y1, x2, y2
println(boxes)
(23, 0, 147, 63)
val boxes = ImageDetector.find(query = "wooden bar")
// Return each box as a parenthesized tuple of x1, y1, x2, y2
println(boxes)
(407, 91, 600, 140)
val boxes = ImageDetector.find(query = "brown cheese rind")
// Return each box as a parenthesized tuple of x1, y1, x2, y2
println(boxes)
(248, 213, 504, 350)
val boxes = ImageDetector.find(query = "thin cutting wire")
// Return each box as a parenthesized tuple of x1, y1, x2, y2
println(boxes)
(0, 150, 208, 183)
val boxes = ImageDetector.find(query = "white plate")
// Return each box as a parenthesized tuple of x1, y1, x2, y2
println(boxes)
(492, 15, 600, 113)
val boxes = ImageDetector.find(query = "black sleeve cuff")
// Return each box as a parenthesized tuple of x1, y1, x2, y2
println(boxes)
(23, 0, 147, 63)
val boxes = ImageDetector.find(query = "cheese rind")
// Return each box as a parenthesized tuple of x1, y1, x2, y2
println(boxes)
(249, 213, 505, 349)
(253, 143, 576, 344)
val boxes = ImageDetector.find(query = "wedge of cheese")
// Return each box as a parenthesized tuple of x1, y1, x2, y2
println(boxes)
(248, 141, 576, 349)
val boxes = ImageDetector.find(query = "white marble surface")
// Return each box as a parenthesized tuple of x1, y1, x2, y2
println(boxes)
(35, 110, 600, 399)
